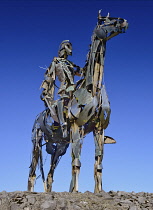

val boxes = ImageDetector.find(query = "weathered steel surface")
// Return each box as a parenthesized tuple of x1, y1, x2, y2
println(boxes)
(28, 11, 128, 193)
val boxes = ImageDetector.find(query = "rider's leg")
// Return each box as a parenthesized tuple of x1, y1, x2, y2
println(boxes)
(57, 97, 68, 138)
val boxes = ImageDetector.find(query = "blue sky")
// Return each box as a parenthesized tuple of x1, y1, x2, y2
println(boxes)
(0, 0, 153, 193)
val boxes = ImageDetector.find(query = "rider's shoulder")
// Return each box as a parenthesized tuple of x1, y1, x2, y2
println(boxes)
(53, 57, 58, 62)
(53, 57, 65, 62)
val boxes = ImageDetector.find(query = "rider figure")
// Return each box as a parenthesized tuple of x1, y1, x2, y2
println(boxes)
(40, 40, 81, 137)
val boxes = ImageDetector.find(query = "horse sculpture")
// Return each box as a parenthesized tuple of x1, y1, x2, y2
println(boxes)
(28, 11, 128, 193)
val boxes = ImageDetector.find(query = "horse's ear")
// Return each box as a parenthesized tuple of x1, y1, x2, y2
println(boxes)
(98, 9, 102, 21)
(97, 9, 102, 25)
(106, 12, 110, 17)
(98, 9, 102, 16)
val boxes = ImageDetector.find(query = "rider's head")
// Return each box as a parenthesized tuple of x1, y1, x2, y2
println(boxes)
(58, 40, 72, 58)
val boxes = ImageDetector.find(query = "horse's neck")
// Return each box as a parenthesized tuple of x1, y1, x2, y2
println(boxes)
(85, 39, 106, 96)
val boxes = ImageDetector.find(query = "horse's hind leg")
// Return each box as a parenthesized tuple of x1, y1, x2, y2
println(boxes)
(28, 127, 43, 192)
(93, 129, 104, 193)
(46, 142, 69, 192)
(46, 164, 54, 192)
(28, 146, 39, 192)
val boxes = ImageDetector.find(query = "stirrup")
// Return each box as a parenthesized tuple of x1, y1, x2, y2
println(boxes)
(61, 122, 67, 138)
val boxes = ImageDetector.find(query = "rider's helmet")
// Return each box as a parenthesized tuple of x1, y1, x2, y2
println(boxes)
(58, 40, 72, 58)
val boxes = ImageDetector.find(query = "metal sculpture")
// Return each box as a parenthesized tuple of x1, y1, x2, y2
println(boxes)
(28, 11, 128, 193)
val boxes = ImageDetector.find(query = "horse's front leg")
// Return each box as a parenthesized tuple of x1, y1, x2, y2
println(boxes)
(93, 129, 104, 193)
(69, 123, 82, 192)
(69, 139, 82, 192)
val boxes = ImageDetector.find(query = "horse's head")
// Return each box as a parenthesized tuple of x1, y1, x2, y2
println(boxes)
(94, 11, 128, 41)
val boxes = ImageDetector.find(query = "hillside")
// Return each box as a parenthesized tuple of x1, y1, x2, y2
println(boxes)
(0, 190, 153, 209)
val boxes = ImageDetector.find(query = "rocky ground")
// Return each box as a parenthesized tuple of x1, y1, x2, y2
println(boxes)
(0, 190, 153, 210)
